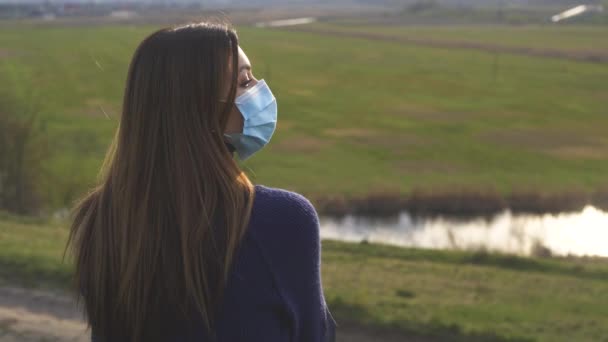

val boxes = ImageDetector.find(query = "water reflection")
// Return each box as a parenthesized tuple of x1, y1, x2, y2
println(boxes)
(320, 206, 608, 257)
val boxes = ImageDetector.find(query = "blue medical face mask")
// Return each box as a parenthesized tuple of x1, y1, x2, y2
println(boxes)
(224, 79, 277, 161)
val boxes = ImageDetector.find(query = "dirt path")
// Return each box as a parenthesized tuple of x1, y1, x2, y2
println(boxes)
(283, 27, 608, 64)
(0, 286, 412, 342)
(0, 286, 88, 342)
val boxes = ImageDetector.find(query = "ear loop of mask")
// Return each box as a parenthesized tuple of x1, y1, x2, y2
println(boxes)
(225, 141, 236, 153)
(211, 128, 236, 153)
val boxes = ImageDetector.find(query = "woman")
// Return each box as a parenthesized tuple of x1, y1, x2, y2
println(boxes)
(66, 21, 336, 342)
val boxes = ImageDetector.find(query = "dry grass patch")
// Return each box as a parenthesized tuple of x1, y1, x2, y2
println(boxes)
(480, 128, 608, 160)
(393, 107, 474, 123)
(547, 146, 608, 160)
(324, 128, 379, 138)
(285, 27, 608, 63)
(396, 160, 464, 174)
(325, 127, 424, 153)
(0, 49, 21, 60)
(271, 134, 329, 153)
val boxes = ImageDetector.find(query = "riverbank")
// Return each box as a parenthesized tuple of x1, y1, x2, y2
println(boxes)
(1, 215, 607, 341)
(310, 189, 608, 218)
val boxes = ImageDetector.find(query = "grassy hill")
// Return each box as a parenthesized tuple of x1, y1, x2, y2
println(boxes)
(1, 213, 607, 341)
(0, 23, 607, 210)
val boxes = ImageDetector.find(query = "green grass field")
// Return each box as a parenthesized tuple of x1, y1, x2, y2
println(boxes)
(1, 18, 608, 342)
(1, 213, 607, 341)
(1, 23, 607, 209)
(305, 23, 608, 52)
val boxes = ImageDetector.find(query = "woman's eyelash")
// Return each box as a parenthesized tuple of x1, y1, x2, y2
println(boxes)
(240, 80, 251, 87)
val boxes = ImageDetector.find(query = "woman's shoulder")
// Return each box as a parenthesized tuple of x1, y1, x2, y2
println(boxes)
(248, 184, 321, 283)
(250, 184, 320, 243)
(252, 184, 318, 223)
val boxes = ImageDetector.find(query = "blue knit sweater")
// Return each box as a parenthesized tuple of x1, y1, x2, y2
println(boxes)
(91, 184, 336, 341)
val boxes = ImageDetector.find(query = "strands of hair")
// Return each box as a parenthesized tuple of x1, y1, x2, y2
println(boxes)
(65, 21, 255, 342)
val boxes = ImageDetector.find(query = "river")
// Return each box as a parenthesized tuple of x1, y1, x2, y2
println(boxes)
(320, 205, 608, 257)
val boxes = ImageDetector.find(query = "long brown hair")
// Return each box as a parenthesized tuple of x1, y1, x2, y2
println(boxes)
(65, 22, 254, 341)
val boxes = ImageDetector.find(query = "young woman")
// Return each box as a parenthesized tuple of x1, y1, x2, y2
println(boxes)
(67, 21, 336, 342)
